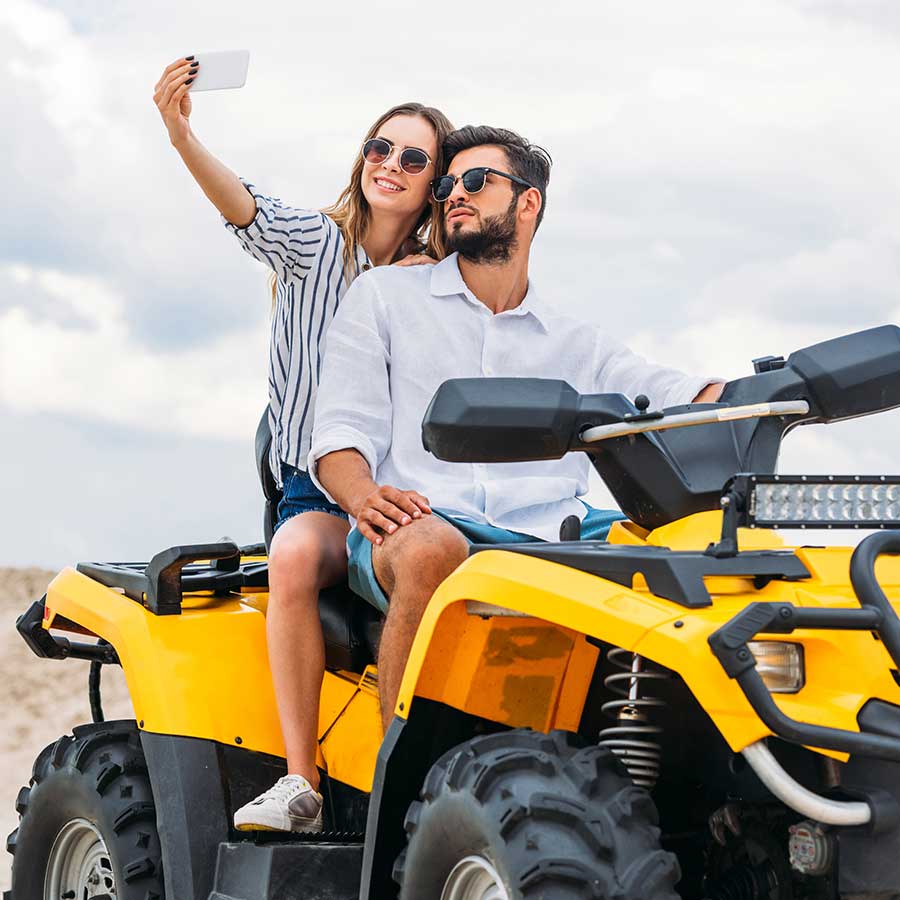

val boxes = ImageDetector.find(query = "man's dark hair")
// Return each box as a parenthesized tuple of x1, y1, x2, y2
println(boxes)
(443, 126, 552, 232)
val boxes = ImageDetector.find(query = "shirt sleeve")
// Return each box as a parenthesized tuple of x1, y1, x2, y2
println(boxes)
(222, 179, 334, 283)
(594, 334, 724, 409)
(307, 274, 392, 501)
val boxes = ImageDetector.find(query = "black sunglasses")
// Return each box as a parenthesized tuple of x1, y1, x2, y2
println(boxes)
(362, 137, 432, 176)
(431, 167, 534, 202)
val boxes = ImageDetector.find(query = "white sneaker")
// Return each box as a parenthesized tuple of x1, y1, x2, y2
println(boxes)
(233, 775, 324, 833)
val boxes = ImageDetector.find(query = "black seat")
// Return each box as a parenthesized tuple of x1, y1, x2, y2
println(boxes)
(255, 411, 381, 672)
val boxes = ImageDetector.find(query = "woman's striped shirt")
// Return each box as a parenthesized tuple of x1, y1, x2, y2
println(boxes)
(224, 180, 370, 486)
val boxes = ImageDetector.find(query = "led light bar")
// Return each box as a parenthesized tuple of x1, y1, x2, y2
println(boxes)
(744, 475, 900, 529)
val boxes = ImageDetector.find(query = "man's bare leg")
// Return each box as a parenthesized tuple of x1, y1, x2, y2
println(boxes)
(372, 516, 468, 731)
(266, 511, 350, 788)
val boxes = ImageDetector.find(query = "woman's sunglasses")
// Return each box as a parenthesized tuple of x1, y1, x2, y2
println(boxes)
(431, 167, 534, 203)
(362, 138, 432, 176)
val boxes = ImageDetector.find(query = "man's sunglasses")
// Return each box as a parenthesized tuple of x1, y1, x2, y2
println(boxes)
(431, 167, 534, 203)
(362, 137, 432, 176)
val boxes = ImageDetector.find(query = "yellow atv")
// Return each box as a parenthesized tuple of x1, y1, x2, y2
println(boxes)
(8, 325, 900, 900)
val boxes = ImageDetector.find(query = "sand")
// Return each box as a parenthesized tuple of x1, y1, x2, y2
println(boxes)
(0, 567, 133, 892)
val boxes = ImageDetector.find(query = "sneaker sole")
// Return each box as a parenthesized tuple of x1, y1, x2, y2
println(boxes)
(234, 811, 323, 834)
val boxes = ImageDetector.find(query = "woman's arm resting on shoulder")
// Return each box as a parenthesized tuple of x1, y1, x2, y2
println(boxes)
(393, 254, 437, 267)
(153, 58, 256, 227)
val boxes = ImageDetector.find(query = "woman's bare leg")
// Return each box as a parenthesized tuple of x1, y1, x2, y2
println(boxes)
(266, 511, 349, 791)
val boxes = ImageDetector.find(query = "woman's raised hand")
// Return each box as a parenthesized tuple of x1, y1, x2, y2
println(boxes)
(153, 57, 199, 147)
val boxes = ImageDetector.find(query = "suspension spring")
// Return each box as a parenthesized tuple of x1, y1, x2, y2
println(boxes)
(597, 648, 670, 789)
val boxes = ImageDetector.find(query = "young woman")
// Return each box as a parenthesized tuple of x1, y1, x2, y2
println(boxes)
(153, 57, 453, 832)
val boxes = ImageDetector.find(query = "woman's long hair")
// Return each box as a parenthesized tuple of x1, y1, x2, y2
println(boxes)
(269, 102, 454, 301)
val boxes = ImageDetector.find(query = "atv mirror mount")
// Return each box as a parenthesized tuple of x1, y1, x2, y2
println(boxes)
(705, 478, 747, 558)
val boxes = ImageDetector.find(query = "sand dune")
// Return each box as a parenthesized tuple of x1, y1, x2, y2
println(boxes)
(0, 567, 133, 892)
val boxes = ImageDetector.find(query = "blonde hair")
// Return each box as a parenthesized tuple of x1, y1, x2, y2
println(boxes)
(269, 101, 454, 302)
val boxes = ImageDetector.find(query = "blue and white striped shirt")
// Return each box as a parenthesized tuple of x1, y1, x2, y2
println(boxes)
(224, 180, 370, 486)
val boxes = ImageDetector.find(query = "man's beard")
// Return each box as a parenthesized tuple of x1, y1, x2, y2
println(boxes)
(445, 195, 518, 263)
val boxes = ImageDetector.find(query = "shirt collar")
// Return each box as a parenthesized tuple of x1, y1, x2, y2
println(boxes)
(429, 253, 549, 332)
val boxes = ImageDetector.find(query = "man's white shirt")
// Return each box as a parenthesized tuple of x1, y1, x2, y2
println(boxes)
(310, 253, 717, 542)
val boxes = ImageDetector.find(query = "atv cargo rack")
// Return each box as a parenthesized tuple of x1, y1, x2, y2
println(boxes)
(75, 541, 269, 615)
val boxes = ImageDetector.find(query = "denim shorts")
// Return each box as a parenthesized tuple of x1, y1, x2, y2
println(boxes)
(347, 505, 626, 614)
(274, 462, 348, 532)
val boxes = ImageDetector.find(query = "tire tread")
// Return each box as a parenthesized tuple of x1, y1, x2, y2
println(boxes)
(396, 729, 680, 900)
(8, 720, 164, 898)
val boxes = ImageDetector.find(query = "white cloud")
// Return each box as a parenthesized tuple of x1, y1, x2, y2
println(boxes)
(0, 262, 269, 439)
(4, 0, 900, 564)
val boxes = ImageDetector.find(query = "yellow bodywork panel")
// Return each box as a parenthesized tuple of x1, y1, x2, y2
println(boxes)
(42, 567, 379, 792)
(397, 513, 900, 757)
(414, 602, 598, 732)
(42, 508, 900, 794)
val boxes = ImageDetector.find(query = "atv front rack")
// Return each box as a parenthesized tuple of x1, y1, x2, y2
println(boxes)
(469, 542, 810, 607)
(709, 531, 900, 763)
(76, 541, 269, 615)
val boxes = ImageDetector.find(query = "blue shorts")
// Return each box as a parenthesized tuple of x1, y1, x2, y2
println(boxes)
(274, 463, 348, 533)
(347, 506, 626, 614)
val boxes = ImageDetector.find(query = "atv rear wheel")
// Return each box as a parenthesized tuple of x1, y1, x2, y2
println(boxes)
(7, 719, 164, 900)
(394, 729, 680, 900)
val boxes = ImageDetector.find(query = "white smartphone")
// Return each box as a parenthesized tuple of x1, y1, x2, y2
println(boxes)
(188, 50, 250, 92)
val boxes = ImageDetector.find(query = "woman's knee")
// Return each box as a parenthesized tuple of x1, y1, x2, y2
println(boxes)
(269, 517, 337, 589)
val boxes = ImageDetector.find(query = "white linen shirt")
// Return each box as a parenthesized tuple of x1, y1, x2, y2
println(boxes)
(309, 253, 717, 542)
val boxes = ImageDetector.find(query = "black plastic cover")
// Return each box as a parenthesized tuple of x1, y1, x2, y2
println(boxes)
(255, 409, 282, 550)
(578, 409, 759, 530)
(787, 324, 900, 422)
(422, 378, 581, 462)
(210, 842, 363, 900)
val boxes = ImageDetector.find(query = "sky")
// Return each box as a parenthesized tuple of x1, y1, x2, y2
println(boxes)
(2, 0, 900, 567)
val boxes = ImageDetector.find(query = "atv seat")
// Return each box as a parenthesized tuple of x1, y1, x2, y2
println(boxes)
(256, 411, 382, 672)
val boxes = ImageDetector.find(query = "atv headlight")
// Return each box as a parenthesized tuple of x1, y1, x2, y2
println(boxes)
(748, 641, 805, 693)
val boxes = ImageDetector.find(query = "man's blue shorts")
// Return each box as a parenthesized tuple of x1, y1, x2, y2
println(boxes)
(347, 506, 626, 614)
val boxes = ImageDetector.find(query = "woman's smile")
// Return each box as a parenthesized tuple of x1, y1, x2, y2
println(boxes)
(373, 176, 405, 193)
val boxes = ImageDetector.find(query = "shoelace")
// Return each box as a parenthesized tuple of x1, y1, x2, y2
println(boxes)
(256, 775, 312, 805)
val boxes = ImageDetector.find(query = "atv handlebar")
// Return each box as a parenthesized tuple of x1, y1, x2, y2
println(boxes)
(422, 325, 900, 530)
(580, 399, 811, 443)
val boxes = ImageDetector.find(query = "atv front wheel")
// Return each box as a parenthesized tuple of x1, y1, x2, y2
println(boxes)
(394, 729, 680, 900)
(7, 720, 164, 900)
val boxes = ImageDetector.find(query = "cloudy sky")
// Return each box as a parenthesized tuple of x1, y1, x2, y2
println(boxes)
(2, 0, 899, 567)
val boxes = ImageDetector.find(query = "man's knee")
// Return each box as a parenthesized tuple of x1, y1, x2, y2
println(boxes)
(372, 517, 467, 593)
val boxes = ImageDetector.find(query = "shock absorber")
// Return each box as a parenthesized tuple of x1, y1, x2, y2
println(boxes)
(598, 648, 670, 789)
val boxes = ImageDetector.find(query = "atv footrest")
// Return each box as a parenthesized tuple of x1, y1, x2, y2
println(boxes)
(210, 841, 363, 900)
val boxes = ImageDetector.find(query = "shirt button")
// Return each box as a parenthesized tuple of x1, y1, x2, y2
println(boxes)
(362, 263, 371, 271)
(484, 366, 494, 375)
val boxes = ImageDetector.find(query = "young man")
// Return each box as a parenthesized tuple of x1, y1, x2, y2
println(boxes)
(311, 125, 723, 733)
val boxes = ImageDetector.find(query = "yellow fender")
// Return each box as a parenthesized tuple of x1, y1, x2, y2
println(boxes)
(396, 547, 900, 759)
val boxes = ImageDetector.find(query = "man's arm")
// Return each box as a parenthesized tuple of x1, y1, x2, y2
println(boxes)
(309, 274, 430, 544)
(694, 382, 724, 402)
(318, 448, 431, 546)
(594, 333, 725, 409)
